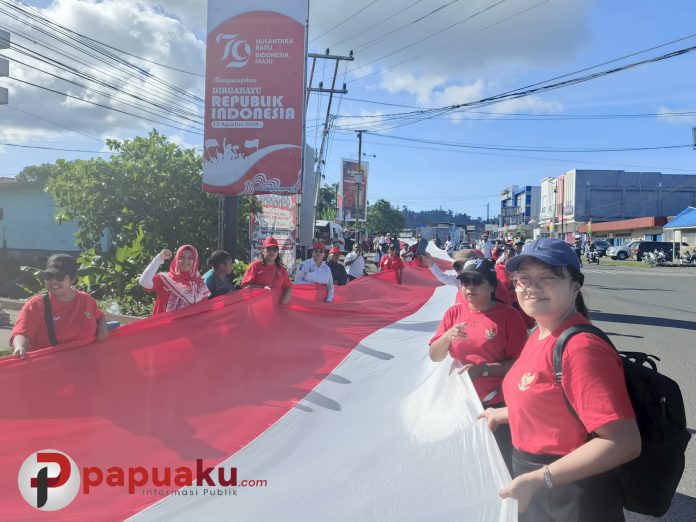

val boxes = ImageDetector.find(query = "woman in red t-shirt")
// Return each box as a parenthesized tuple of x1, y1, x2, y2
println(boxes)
(378, 245, 405, 284)
(11, 254, 108, 357)
(139, 245, 211, 315)
(241, 237, 292, 304)
(430, 257, 527, 470)
(480, 239, 640, 521)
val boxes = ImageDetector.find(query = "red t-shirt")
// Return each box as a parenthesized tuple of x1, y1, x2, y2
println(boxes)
(502, 313, 635, 455)
(430, 302, 527, 405)
(379, 255, 405, 272)
(241, 260, 292, 289)
(10, 291, 104, 350)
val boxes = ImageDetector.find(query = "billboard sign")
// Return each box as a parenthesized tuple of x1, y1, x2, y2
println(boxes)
(249, 194, 298, 271)
(340, 159, 368, 221)
(203, 0, 307, 195)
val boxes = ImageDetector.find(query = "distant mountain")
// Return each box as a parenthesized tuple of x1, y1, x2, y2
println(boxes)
(399, 207, 488, 229)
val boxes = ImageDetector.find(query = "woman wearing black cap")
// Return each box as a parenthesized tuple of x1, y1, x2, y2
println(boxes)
(481, 238, 640, 521)
(11, 254, 108, 358)
(429, 257, 527, 469)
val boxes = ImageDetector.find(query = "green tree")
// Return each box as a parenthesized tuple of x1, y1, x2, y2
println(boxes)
(367, 199, 405, 235)
(16, 162, 66, 187)
(48, 130, 219, 259)
(316, 182, 338, 221)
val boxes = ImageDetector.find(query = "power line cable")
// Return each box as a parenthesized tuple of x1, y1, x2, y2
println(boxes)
(348, 0, 551, 84)
(8, 76, 204, 135)
(352, 0, 460, 52)
(0, 141, 111, 153)
(5, 104, 105, 143)
(310, 0, 380, 43)
(327, 0, 427, 50)
(347, 0, 508, 75)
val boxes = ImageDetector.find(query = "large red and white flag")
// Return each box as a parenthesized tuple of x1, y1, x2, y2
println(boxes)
(202, 0, 307, 195)
(1, 251, 515, 521)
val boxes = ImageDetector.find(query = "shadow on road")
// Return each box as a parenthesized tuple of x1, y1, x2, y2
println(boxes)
(586, 285, 674, 292)
(625, 493, 696, 521)
(590, 311, 696, 331)
(603, 331, 645, 339)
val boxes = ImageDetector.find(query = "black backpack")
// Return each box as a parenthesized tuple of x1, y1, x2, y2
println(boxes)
(553, 324, 691, 517)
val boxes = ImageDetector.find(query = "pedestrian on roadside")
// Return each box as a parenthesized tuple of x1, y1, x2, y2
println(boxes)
(11, 254, 108, 358)
(327, 246, 348, 286)
(344, 243, 366, 281)
(480, 238, 640, 521)
(240, 237, 292, 304)
(379, 245, 405, 284)
(295, 243, 335, 302)
(429, 258, 527, 471)
(139, 245, 211, 315)
(203, 250, 236, 299)
(444, 235, 455, 257)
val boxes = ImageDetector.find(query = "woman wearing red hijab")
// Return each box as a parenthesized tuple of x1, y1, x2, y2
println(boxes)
(139, 245, 211, 315)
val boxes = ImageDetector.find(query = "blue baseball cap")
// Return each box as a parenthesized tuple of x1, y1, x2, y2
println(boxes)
(505, 238, 581, 273)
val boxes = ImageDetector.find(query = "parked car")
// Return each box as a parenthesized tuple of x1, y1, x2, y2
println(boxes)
(606, 240, 640, 260)
(592, 239, 610, 257)
(632, 241, 681, 262)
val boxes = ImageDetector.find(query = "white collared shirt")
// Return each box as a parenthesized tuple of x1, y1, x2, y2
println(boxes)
(295, 258, 335, 302)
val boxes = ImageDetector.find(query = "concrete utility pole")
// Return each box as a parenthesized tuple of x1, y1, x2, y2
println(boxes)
(306, 49, 354, 227)
(0, 29, 9, 105)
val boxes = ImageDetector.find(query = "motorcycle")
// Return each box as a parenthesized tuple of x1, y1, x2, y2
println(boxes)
(585, 250, 600, 264)
(680, 250, 696, 264)
(643, 249, 667, 267)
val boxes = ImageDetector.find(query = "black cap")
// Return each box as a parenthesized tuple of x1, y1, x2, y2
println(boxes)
(456, 258, 497, 287)
(43, 254, 79, 278)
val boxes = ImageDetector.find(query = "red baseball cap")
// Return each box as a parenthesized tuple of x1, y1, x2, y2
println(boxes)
(329, 246, 341, 254)
(263, 237, 279, 248)
(313, 242, 326, 251)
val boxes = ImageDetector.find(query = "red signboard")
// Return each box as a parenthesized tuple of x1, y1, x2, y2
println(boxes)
(203, 1, 307, 195)
(340, 159, 369, 221)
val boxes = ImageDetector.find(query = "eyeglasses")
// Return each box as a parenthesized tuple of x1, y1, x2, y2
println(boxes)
(458, 276, 484, 287)
(43, 273, 68, 282)
(512, 274, 570, 291)
(264, 246, 279, 252)
(312, 249, 325, 254)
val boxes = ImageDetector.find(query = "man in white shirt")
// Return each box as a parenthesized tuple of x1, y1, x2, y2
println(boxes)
(344, 243, 366, 281)
(479, 234, 493, 259)
(294, 243, 334, 302)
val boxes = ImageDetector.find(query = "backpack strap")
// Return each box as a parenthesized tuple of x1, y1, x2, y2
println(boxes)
(42, 293, 59, 347)
(552, 324, 616, 422)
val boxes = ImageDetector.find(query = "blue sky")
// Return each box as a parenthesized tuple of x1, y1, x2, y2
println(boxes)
(1, 0, 695, 219)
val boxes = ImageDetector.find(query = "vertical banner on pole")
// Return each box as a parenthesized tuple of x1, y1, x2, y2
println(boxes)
(249, 195, 298, 272)
(339, 159, 369, 222)
(203, 0, 308, 195)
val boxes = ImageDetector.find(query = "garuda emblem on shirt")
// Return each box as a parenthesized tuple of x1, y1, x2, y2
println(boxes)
(485, 328, 497, 340)
(518, 372, 536, 391)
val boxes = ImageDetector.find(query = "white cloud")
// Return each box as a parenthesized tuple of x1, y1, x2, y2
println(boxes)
(657, 106, 696, 126)
(2, 0, 205, 144)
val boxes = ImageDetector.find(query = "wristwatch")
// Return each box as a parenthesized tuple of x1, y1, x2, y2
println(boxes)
(480, 363, 490, 377)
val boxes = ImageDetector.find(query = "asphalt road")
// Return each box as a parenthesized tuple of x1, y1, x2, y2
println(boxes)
(581, 265, 696, 521)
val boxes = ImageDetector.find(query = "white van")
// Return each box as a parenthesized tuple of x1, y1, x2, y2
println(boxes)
(314, 220, 345, 251)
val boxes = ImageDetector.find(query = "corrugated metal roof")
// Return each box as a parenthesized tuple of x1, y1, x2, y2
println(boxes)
(664, 207, 696, 229)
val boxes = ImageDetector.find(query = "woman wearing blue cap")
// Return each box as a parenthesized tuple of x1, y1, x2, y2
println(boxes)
(429, 257, 527, 470)
(480, 238, 640, 521)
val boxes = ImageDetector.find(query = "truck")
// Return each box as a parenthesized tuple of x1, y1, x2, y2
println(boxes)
(314, 220, 345, 251)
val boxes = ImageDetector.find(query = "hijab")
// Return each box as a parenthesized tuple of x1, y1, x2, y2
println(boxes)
(158, 245, 210, 305)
